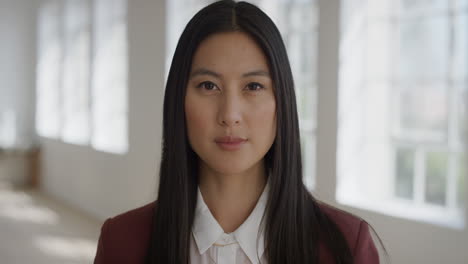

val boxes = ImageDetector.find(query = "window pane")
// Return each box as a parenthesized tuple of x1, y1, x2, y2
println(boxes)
(92, 0, 128, 154)
(275, 1, 318, 188)
(399, 16, 449, 82)
(367, 0, 394, 18)
(62, 0, 91, 145)
(398, 86, 448, 137)
(399, 0, 449, 15)
(366, 20, 393, 82)
(301, 131, 316, 189)
(458, 155, 466, 208)
(425, 151, 448, 206)
(395, 147, 415, 199)
(459, 85, 467, 144)
(36, 0, 62, 139)
(454, 14, 468, 81)
(277, 1, 317, 125)
(456, 0, 468, 9)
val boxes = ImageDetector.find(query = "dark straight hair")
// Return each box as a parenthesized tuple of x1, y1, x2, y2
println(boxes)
(147, 1, 354, 263)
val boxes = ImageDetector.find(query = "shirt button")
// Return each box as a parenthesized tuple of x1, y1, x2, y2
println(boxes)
(222, 233, 233, 243)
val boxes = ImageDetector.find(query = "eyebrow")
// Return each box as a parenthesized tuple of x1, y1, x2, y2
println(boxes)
(189, 67, 270, 79)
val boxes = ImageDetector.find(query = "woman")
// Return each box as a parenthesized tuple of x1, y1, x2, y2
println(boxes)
(94, 1, 381, 263)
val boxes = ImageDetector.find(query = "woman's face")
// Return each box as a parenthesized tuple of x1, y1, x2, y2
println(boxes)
(185, 31, 277, 175)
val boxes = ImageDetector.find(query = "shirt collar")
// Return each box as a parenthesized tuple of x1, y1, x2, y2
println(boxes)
(192, 180, 270, 264)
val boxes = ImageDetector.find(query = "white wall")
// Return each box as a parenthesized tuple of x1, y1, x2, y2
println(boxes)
(39, 0, 166, 221)
(0, 0, 37, 150)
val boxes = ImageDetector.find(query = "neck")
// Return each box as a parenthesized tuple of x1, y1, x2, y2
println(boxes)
(198, 161, 267, 233)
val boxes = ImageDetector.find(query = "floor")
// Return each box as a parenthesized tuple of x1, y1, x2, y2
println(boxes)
(0, 180, 101, 264)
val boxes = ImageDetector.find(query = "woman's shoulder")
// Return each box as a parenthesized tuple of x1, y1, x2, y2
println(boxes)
(109, 201, 157, 226)
(103, 200, 157, 242)
(318, 202, 363, 237)
(317, 202, 380, 263)
(94, 201, 157, 263)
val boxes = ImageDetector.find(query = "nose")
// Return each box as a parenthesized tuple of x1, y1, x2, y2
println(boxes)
(217, 92, 242, 127)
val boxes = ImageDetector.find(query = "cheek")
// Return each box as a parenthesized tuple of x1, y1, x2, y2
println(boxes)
(185, 96, 213, 140)
(251, 100, 276, 139)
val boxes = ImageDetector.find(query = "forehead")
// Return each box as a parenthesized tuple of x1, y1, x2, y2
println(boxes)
(191, 31, 269, 74)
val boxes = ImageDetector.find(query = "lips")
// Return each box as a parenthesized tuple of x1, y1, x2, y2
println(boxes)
(214, 136, 247, 151)
(214, 136, 247, 143)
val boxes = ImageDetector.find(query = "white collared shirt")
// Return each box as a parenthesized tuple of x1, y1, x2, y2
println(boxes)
(190, 182, 269, 264)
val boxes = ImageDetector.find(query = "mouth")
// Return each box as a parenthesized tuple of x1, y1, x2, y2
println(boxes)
(214, 136, 247, 151)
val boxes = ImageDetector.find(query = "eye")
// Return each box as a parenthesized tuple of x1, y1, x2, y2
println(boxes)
(197, 81, 219, 91)
(246, 82, 264, 91)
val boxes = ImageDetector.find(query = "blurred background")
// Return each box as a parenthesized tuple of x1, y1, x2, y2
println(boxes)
(0, 0, 466, 263)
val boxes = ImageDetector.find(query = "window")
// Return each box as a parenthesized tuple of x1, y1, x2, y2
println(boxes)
(337, 0, 467, 228)
(91, 0, 128, 154)
(166, 0, 318, 188)
(36, 0, 128, 154)
(36, 0, 62, 139)
(62, 0, 91, 145)
(268, 0, 318, 189)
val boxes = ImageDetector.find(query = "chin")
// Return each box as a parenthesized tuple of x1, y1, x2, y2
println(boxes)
(206, 159, 262, 176)
(211, 165, 250, 175)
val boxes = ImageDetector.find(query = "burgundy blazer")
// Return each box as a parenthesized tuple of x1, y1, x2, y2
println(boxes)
(94, 201, 379, 263)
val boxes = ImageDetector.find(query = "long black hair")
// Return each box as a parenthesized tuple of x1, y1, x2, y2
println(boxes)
(147, 1, 355, 263)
